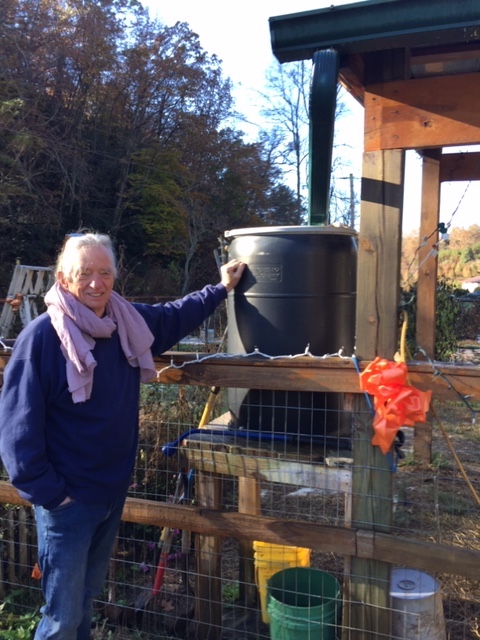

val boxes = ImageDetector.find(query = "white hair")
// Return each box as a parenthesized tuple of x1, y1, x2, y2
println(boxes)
(56, 233, 117, 280)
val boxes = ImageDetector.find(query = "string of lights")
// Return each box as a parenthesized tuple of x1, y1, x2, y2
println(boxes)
(156, 345, 351, 380)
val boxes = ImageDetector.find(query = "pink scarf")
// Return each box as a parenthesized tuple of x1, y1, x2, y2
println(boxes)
(45, 282, 156, 403)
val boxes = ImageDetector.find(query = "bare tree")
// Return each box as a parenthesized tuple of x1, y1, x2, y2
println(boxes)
(259, 60, 358, 226)
(259, 60, 310, 218)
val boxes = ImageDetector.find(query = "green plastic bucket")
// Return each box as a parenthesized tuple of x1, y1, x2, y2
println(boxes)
(253, 541, 311, 624)
(267, 567, 341, 640)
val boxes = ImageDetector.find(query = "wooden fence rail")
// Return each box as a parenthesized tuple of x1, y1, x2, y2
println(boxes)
(0, 481, 478, 582)
(2, 351, 480, 400)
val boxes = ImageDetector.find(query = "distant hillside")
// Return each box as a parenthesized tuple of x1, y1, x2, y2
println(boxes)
(402, 225, 480, 289)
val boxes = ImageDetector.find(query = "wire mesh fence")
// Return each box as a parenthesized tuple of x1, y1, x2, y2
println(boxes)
(0, 381, 479, 639)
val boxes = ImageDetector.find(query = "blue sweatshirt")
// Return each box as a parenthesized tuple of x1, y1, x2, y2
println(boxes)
(0, 284, 227, 509)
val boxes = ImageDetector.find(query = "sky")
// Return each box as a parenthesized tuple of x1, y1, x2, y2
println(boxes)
(144, 0, 334, 95)
(143, 0, 479, 234)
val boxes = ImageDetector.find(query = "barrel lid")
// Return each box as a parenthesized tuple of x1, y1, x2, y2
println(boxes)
(390, 568, 439, 599)
(225, 224, 357, 239)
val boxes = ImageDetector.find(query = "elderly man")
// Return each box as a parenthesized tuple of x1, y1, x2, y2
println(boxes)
(0, 232, 244, 640)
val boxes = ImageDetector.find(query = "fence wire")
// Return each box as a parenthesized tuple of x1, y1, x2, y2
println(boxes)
(1, 381, 479, 639)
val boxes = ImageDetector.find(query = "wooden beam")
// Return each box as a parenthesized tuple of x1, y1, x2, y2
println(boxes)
(440, 151, 480, 182)
(124, 503, 480, 582)
(365, 73, 480, 151)
(417, 149, 441, 358)
(410, 43, 480, 67)
(1, 482, 478, 581)
(339, 53, 366, 106)
(347, 149, 405, 639)
(194, 472, 222, 640)
(183, 448, 352, 493)
(3, 352, 480, 402)
(237, 477, 261, 607)
(355, 150, 404, 360)
(339, 68, 365, 106)
(414, 149, 442, 463)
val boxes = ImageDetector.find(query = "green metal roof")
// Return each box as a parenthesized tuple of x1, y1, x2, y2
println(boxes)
(270, 0, 480, 63)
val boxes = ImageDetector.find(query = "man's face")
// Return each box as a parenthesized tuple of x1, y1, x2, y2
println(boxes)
(59, 246, 115, 317)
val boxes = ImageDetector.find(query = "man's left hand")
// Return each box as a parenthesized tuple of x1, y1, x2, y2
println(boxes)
(220, 260, 246, 292)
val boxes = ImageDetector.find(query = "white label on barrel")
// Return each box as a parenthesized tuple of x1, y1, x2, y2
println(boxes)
(249, 264, 283, 283)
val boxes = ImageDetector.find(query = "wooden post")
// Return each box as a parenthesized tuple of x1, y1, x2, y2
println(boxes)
(416, 148, 441, 358)
(18, 506, 28, 579)
(343, 148, 404, 639)
(238, 477, 261, 608)
(353, 150, 404, 360)
(7, 508, 16, 584)
(0, 531, 4, 600)
(194, 472, 222, 640)
(414, 149, 441, 463)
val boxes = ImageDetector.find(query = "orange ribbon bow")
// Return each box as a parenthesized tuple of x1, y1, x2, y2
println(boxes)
(359, 357, 431, 455)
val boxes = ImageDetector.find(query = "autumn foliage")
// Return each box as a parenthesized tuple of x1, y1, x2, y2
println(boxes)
(0, 0, 302, 297)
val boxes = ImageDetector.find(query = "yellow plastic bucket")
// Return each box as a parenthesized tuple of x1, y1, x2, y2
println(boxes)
(253, 541, 311, 624)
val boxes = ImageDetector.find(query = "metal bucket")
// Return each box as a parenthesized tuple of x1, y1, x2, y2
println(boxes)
(390, 568, 447, 640)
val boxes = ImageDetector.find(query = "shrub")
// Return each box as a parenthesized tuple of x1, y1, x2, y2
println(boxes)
(402, 279, 462, 360)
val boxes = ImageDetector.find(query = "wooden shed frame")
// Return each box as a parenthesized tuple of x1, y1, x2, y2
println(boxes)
(268, 1, 480, 637)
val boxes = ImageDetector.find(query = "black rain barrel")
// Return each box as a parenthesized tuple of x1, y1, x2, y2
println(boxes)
(225, 225, 357, 441)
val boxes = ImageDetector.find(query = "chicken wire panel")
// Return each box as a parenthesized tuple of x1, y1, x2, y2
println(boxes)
(0, 508, 478, 640)
(0, 391, 479, 639)
(112, 390, 479, 639)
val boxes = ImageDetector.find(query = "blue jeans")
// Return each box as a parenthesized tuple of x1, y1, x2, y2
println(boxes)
(33, 495, 126, 640)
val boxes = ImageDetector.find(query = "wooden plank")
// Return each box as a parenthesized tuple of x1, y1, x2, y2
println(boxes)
(440, 151, 480, 182)
(1, 483, 478, 581)
(183, 448, 352, 494)
(2, 352, 480, 403)
(0, 483, 31, 506)
(370, 531, 480, 580)
(157, 358, 480, 401)
(344, 403, 392, 640)
(347, 148, 405, 639)
(407, 362, 480, 401)
(123, 499, 358, 559)
(416, 149, 441, 358)
(355, 150, 404, 360)
(157, 357, 480, 404)
(414, 149, 441, 463)
(339, 64, 365, 105)
(365, 73, 480, 151)
(238, 477, 261, 607)
(194, 472, 222, 640)
(413, 423, 433, 465)
(122, 502, 480, 581)
(351, 415, 393, 541)
(156, 357, 360, 393)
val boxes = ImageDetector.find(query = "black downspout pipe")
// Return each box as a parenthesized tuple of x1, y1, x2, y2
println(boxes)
(308, 48, 339, 226)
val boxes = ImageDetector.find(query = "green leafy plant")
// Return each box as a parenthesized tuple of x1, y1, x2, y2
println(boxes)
(430, 451, 452, 470)
(402, 278, 462, 361)
(0, 596, 40, 639)
(222, 580, 240, 604)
